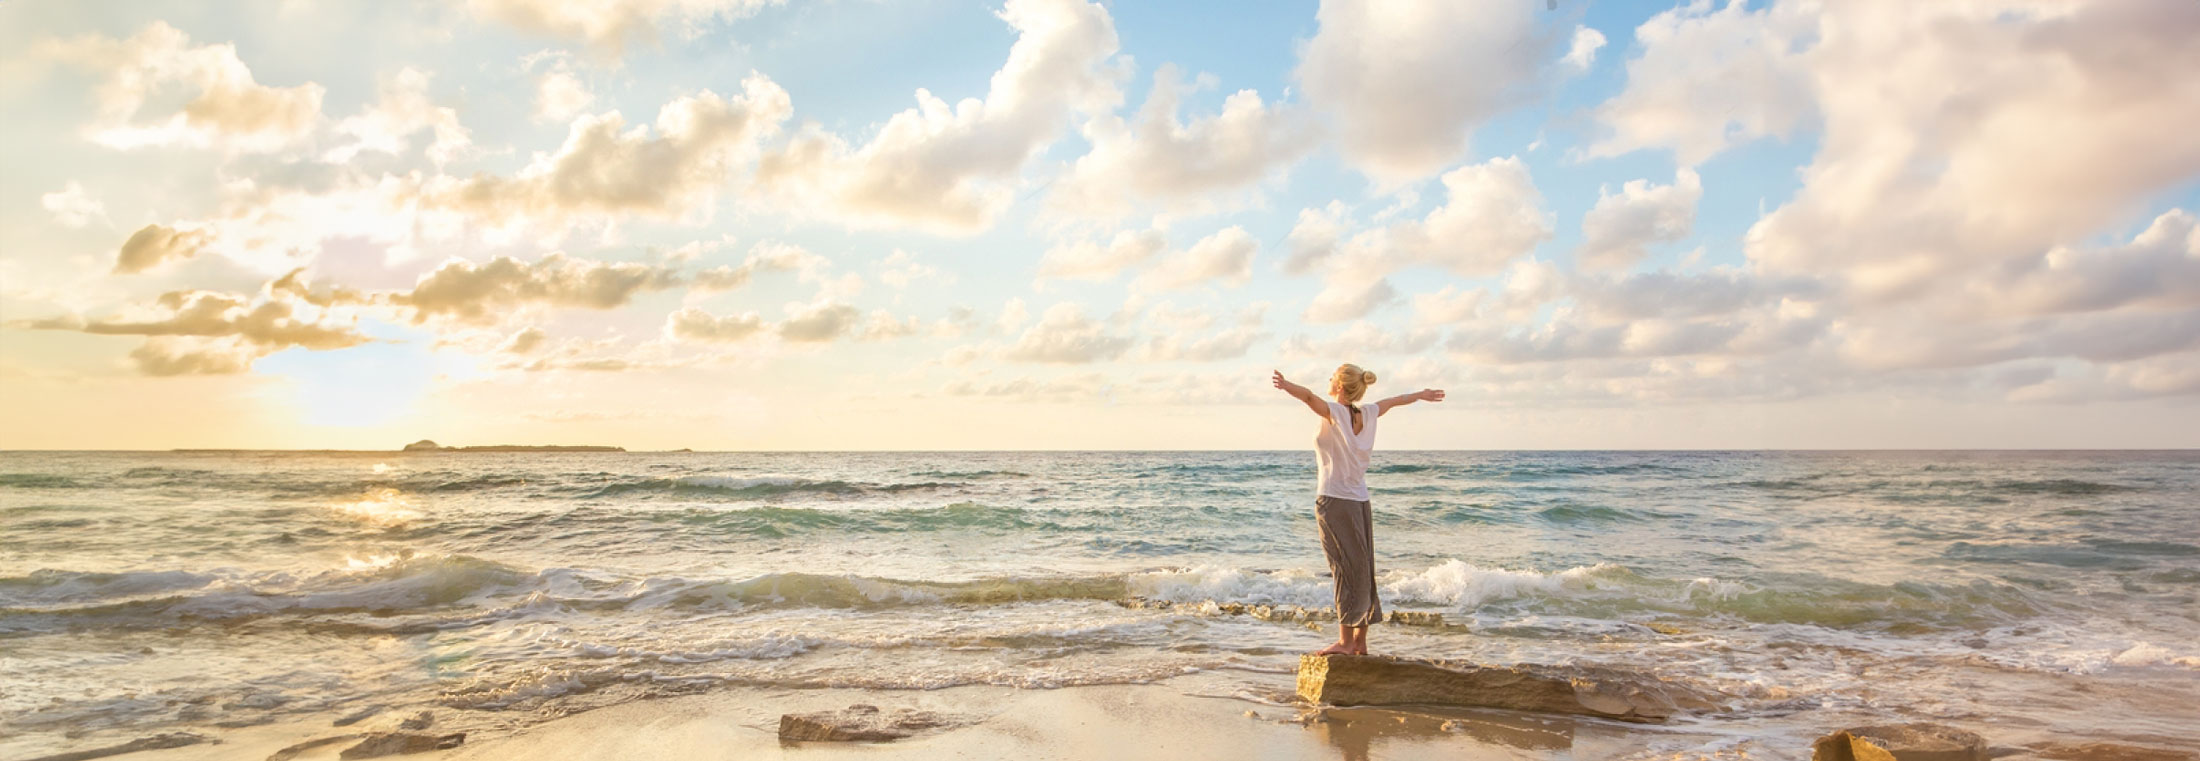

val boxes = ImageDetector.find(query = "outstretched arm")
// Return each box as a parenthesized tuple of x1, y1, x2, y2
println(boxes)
(1376, 388, 1445, 416)
(1271, 371, 1332, 421)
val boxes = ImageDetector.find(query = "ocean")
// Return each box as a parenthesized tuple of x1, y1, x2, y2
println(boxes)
(2, 450, 2195, 757)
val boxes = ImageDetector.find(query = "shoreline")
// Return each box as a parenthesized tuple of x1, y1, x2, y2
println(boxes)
(109, 671, 1737, 761)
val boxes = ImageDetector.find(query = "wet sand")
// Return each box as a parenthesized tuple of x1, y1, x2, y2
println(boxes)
(117, 670, 1759, 761)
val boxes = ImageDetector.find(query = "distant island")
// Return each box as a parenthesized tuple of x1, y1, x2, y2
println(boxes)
(402, 439, 625, 453)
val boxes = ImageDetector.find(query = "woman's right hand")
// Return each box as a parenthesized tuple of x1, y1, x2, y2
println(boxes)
(1416, 388, 1446, 403)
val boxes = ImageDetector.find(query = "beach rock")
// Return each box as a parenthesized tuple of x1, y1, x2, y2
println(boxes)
(20, 732, 213, 761)
(2026, 742, 2199, 761)
(397, 711, 434, 730)
(778, 704, 958, 742)
(1295, 654, 1716, 723)
(338, 732, 466, 759)
(1811, 724, 1987, 761)
(267, 735, 363, 761)
(332, 705, 386, 726)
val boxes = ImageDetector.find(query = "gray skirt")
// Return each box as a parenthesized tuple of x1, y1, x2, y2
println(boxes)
(1315, 495, 1382, 627)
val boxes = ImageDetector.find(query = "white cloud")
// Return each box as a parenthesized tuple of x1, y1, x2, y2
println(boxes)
(395, 253, 687, 324)
(1135, 226, 1258, 291)
(1563, 26, 1607, 71)
(1037, 226, 1167, 281)
(41, 183, 105, 228)
(534, 67, 595, 123)
(1002, 302, 1132, 363)
(1294, 156, 1551, 323)
(114, 224, 214, 274)
(753, 0, 1124, 234)
(1576, 168, 1702, 270)
(1281, 320, 1440, 360)
(874, 250, 945, 290)
(664, 307, 766, 343)
(421, 74, 791, 227)
(37, 22, 326, 152)
(325, 67, 472, 165)
(1296, 0, 1547, 181)
(1743, 2, 2200, 301)
(1050, 65, 1316, 218)
(468, 0, 785, 56)
(1586, 0, 1816, 165)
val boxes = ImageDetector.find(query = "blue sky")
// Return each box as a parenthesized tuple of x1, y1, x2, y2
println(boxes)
(2, 0, 2196, 450)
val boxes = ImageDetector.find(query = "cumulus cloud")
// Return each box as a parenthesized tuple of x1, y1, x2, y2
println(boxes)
(1969, 209, 2200, 318)
(41, 183, 105, 228)
(686, 240, 829, 293)
(127, 337, 259, 376)
(532, 59, 595, 122)
(469, 0, 784, 56)
(1002, 302, 1132, 363)
(394, 253, 687, 324)
(1038, 227, 1167, 281)
(1576, 168, 1702, 270)
(37, 21, 326, 151)
(1294, 157, 1552, 322)
(325, 67, 472, 165)
(1586, 0, 1816, 165)
(22, 287, 375, 375)
(499, 327, 549, 354)
(1562, 26, 1607, 71)
(777, 301, 860, 342)
(1138, 302, 1267, 362)
(874, 250, 945, 290)
(664, 306, 767, 342)
(114, 224, 214, 274)
(1050, 65, 1316, 218)
(1135, 226, 1258, 291)
(1281, 320, 1440, 360)
(1296, 0, 1549, 180)
(423, 74, 790, 227)
(752, 0, 1123, 233)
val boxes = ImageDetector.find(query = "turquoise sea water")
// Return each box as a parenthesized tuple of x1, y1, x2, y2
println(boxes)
(2, 450, 2196, 756)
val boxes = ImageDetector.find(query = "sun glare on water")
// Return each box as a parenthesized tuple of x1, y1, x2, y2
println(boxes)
(329, 488, 424, 527)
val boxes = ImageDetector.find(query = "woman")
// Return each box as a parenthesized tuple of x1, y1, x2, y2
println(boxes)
(1271, 365, 1444, 656)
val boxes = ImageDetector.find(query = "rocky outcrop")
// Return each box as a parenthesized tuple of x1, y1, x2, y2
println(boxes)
(21, 733, 212, 761)
(338, 732, 466, 759)
(1294, 654, 1718, 723)
(1811, 724, 1987, 761)
(267, 735, 363, 761)
(778, 704, 962, 742)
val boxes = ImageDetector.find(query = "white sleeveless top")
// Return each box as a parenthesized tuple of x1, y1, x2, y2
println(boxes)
(1315, 401, 1378, 501)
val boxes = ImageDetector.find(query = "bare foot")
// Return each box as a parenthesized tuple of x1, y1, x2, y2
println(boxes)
(1347, 646, 1368, 656)
(1313, 642, 1353, 656)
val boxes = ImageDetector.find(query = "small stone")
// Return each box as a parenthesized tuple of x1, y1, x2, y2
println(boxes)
(397, 711, 433, 731)
(19, 732, 211, 761)
(338, 732, 465, 759)
(333, 705, 386, 727)
(267, 735, 362, 761)
(1440, 720, 1465, 732)
(1811, 724, 1987, 761)
(1243, 710, 1260, 719)
(779, 705, 965, 743)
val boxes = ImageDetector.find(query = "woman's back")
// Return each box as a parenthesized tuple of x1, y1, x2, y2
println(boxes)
(1314, 400, 1376, 501)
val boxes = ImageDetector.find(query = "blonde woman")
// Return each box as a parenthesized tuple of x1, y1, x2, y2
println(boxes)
(1270, 365, 1444, 656)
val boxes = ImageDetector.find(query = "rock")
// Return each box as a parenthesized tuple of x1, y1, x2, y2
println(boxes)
(20, 732, 213, 761)
(1811, 724, 1988, 761)
(402, 440, 442, 451)
(333, 705, 386, 727)
(267, 735, 363, 761)
(397, 711, 434, 731)
(1294, 654, 1718, 723)
(338, 732, 466, 759)
(2026, 742, 2199, 761)
(778, 705, 959, 742)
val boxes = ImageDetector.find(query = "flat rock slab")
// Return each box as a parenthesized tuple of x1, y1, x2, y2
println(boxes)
(1295, 654, 1719, 723)
(1812, 724, 1987, 761)
(2025, 742, 2199, 761)
(779, 704, 965, 742)
(338, 732, 466, 759)
(21, 733, 212, 761)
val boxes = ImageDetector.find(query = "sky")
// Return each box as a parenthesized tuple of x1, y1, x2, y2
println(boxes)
(1, 0, 2197, 451)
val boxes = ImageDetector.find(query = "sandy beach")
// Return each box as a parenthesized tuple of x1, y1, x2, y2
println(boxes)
(118, 668, 1773, 761)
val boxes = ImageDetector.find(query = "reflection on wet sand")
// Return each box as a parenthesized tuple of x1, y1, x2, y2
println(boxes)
(1311, 705, 1573, 761)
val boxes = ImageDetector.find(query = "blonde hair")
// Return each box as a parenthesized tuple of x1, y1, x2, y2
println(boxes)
(1332, 363, 1377, 404)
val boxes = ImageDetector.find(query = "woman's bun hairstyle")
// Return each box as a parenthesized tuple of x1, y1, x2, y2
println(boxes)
(1334, 363, 1375, 404)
